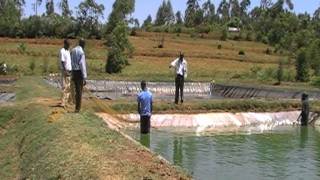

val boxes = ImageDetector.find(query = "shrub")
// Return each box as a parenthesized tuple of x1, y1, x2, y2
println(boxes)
(257, 67, 276, 82)
(311, 76, 320, 87)
(17, 42, 27, 53)
(29, 60, 35, 74)
(261, 36, 269, 44)
(42, 59, 49, 74)
(217, 44, 222, 49)
(238, 50, 245, 55)
(295, 48, 310, 82)
(221, 28, 228, 41)
(277, 60, 284, 84)
(130, 28, 137, 36)
(105, 21, 133, 74)
(7, 64, 19, 74)
(190, 32, 197, 38)
(246, 32, 254, 41)
(265, 48, 272, 55)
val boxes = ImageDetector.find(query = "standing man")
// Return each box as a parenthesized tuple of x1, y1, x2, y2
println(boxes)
(137, 80, 153, 134)
(300, 93, 309, 126)
(60, 39, 72, 108)
(169, 52, 188, 104)
(71, 39, 87, 113)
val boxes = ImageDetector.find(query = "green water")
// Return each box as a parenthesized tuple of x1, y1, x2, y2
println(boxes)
(126, 127, 320, 180)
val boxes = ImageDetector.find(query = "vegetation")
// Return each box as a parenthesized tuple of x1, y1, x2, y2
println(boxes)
(1, 0, 320, 87)
(110, 99, 302, 114)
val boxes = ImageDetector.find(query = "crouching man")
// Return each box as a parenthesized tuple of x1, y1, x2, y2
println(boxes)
(137, 80, 153, 134)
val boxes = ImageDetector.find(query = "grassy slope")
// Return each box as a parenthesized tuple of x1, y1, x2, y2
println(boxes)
(0, 32, 286, 83)
(0, 77, 190, 179)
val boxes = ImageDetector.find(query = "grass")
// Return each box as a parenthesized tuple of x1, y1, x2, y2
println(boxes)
(0, 77, 190, 179)
(110, 99, 303, 114)
(0, 32, 285, 84)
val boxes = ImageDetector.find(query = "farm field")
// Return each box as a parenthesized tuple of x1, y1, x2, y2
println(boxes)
(0, 32, 302, 87)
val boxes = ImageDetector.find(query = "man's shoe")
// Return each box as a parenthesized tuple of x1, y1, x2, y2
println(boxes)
(181, 100, 184, 104)
(75, 109, 80, 113)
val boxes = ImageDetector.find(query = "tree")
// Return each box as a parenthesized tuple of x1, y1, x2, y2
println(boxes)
(76, 0, 105, 38)
(221, 27, 228, 40)
(230, 0, 241, 18)
(313, 6, 320, 20)
(307, 40, 320, 76)
(202, 0, 215, 24)
(271, 0, 294, 15)
(105, 0, 135, 34)
(142, 15, 152, 28)
(277, 60, 284, 84)
(0, 0, 25, 37)
(33, 0, 42, 15)
(59, 0, 72, 17)
(155, 0, 175, 26)
(185, 0, 201, 27)
(217, 0, 230, 22)
(240, 0, 251, 21)
(260, 0, 272, 9)
(106, 21, 133, 73)
(175, 11, 183, 25)
(46, 0, 54, 15)
(296, 48, 310, 82)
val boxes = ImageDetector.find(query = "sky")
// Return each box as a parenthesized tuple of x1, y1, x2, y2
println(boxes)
(23, 0, 320, 23)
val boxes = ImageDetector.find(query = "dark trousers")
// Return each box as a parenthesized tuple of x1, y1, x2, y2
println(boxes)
(72, 70, 84, 112)
(175, 74, 184, 104)
(140, 115, 151, 134)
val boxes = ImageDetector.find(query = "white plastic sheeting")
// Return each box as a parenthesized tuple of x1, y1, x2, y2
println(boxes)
(96, 111, 303, 133)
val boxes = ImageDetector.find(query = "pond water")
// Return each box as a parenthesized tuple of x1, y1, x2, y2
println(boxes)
(125, 126, 320, 180)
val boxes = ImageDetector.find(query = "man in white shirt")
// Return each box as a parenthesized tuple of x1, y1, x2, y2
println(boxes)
(71, 39, 87, 113)
(60, 39, 72, 108)
(169, 52, 188, 104)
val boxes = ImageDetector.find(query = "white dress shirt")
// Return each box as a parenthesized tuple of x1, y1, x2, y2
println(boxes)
(170, 58, 188, 78)
(60, 48, 72, 71)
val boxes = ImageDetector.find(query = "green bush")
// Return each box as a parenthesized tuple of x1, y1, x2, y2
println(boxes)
(265, 48, 272, 55)
(296, 48, 310, 82)
(221, 28, 228, 41)
(277, 60, 284, 84)
(17, 42, 27, 53)
(29, 60, 35, 74)
(42, 59, 49, 74)
(7, 64, 19, 74)
(246, 32, 254, 41)
(106, 21, 133, 74)
(257, 67, 276, 82)
(238, 50, 245, 55)
(311, 76, 320, 87)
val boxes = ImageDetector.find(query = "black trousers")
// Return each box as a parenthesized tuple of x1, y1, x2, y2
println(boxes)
(140, 115, 151, 134)
(175, 74, 184, 104)
(72, 70, 84, 112)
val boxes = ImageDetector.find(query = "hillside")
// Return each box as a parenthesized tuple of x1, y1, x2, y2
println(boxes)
(0, 31, 303, 88)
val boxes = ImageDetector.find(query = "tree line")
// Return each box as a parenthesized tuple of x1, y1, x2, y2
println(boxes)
(1, 0, 320, 79)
